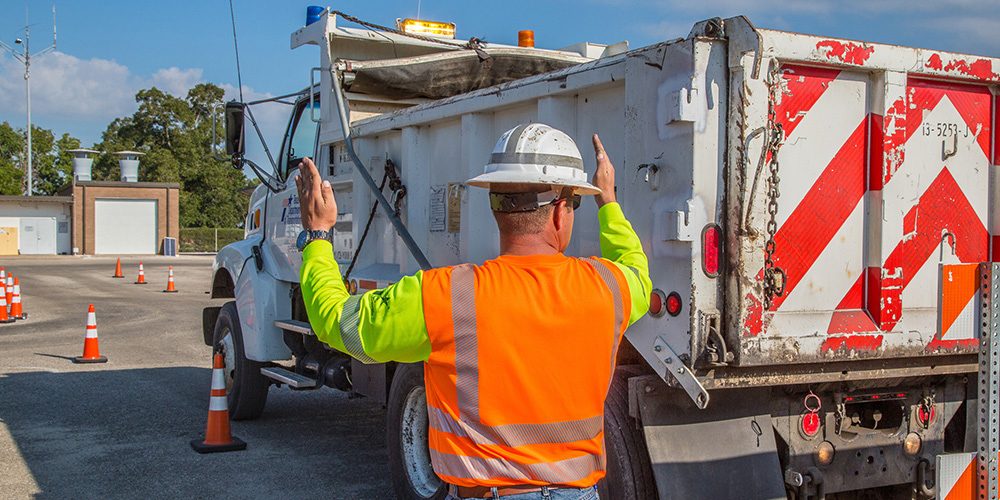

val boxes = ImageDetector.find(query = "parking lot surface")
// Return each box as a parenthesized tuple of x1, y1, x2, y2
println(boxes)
(0, 256, 394, 499)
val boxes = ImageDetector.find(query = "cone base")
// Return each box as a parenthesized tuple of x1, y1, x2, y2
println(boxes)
(163, 289, 178, 293)
(0, 318, 14, 324)
(134, 282, 148, 285)
(190, 436, 246, 454)
(73, 355, 108, 364)
(112, 275, 124, 278)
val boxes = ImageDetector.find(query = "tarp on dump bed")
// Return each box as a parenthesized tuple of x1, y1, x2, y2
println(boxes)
(340, 48, 590, 100)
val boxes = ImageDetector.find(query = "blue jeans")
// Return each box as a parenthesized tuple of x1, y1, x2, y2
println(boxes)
(447, 486, 599, 500)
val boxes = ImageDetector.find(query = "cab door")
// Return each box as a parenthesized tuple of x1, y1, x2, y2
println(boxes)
(264, 96, 320, 282)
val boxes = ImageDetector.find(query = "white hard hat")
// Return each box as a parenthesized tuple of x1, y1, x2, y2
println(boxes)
(466, 123, 601, 195)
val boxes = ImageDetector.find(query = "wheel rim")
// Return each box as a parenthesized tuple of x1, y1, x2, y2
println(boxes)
(401, 385, 443, 498)
(217, 327, 236, 393)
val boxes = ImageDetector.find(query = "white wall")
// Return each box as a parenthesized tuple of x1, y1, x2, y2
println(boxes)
(0, 202, 73, 254)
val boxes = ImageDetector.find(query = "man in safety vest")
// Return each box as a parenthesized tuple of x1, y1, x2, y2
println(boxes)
(296, 124, 650, 500)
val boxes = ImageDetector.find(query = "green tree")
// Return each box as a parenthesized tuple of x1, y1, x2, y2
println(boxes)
(0, 123, 24, 195)
(95, 83, 254, 227)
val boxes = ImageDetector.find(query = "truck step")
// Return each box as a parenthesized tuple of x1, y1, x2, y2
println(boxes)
(274, 319, 314, 336)
(260, 367, 318, 388)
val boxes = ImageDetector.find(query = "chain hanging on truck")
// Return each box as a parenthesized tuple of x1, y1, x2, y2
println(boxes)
(344, 158, 407, 281)
(762, 71, 786, 311)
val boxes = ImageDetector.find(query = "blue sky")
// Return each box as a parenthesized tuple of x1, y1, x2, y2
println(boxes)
(1, 0, 998, 154)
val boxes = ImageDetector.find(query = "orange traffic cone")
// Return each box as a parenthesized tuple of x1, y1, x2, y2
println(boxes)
(134, 261, 148, 284)
(10, 277, 24, 320)
(163, 266, 178, 293)
(4, 276, 11, 306)
(191, 353, 246, 453)
(113, 258, 125, 278)
(73, 305, 107, 363)
(0, 286, 13, 324)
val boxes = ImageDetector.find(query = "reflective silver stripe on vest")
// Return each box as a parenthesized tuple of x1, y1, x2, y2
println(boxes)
(583, 258, 624, 362)
(428, 406, 603, 448)
(339, 294, 378, 364)
(430, 447, 602, 484)
(451, 265, 479, 421)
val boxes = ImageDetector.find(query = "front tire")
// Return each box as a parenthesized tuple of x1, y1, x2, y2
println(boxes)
(213, 301, 269, 420)
(387, 363, 447, 500)
(599, 365, 658, 500)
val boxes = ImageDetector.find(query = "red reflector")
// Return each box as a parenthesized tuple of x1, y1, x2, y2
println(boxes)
(649, 291, 663, 316)
(666, 292, 682, 317)
(702, 224, 720, 277)
(918, 406, 935, 425)
(802, 413, 821, 437)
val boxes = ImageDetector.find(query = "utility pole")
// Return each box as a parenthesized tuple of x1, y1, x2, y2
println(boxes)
(0, 7, 56, 196)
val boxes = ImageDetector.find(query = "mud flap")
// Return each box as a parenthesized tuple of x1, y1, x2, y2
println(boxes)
(636, 384, 786, 500)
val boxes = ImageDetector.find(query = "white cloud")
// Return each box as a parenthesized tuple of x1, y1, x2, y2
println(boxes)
(0, 51, 272, 125)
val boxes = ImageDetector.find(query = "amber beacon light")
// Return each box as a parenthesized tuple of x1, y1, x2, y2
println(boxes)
(396, 18, 456, 39)
(518, 30, 535, 47)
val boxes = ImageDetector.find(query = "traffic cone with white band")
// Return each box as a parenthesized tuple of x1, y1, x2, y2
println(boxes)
(73, 305, 107, 363)
(113, 258, 124, 278)
(190, 353, 247, 453)
(0, 287, 13, 324)
(134, 262, 148, 285)
(10, 277, 24, 320)
(5, 276, 11, 305)
(163, 266, 178, 293)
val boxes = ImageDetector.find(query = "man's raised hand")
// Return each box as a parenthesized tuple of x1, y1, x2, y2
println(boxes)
(294, 157, 338, 231)
(592, 134, 616, 208)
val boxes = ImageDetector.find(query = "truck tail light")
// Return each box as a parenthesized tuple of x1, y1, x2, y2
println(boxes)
(649, 289, 665, 317)
(666, 292, 682, 317)
(702, 224, 720, 277)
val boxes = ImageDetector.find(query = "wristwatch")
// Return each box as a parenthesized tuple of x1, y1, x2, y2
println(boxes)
(296, 229, 332, 250)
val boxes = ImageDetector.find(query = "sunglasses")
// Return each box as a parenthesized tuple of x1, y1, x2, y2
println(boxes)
(554, 195, 582, 210)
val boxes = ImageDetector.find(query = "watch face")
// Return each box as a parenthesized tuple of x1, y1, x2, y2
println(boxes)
(296, 230, 309, 250)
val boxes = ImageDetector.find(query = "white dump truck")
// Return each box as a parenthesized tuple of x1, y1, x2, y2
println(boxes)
(203, 9, 1000, 499)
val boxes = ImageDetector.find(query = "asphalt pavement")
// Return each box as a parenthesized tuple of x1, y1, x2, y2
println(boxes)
(0, 256, 394, 499)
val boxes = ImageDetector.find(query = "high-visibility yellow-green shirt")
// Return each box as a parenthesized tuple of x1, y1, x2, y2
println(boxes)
(300, 202, 651, 362)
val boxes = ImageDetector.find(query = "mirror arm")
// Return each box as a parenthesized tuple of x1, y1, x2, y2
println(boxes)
(244, 105, 279, 173)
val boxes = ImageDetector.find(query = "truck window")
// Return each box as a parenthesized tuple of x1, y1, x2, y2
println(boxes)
(279, 100, 320, 179)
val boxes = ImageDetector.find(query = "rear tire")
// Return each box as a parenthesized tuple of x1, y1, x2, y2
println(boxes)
(599, 365, 659, 500)
(213, 301, 269, 420)
(387, 362, 447, 500)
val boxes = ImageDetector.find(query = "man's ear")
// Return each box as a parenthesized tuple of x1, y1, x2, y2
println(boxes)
(552, 201, 567, 231)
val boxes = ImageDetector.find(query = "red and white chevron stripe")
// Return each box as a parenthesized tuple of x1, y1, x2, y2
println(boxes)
(744, 64, 993, 357)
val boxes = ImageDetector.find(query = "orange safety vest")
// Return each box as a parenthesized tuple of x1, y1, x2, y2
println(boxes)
(421, 253, 631, 488)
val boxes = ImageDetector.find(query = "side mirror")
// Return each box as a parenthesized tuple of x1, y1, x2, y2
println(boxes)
(225, 101, 246, 157)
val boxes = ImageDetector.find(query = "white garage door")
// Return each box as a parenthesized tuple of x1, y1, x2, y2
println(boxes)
(94, 199, 158, 254)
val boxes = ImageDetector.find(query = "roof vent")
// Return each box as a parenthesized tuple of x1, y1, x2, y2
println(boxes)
(115, 151, 145, 182)
(69, 149, 100, 182)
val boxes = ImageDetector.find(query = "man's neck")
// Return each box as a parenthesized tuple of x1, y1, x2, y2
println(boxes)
(499, 235, 561, 256)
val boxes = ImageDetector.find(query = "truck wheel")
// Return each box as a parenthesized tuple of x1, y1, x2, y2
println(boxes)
(387, 362, 447, 500)
(598, 365, 658, 500)
(213, 301, 269, 420)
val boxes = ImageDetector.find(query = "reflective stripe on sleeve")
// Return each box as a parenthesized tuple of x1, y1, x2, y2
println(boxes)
(429, 447, 602, 484)
(428, 406, 603, 448)
(451, 265, 479, 421)
(339, 294, 378, 364)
